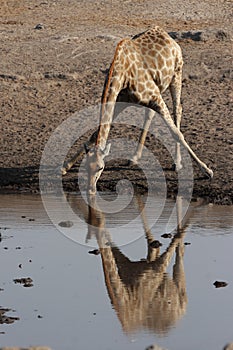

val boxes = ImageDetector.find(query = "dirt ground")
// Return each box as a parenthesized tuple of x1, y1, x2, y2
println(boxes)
(0, 0, 232, 204)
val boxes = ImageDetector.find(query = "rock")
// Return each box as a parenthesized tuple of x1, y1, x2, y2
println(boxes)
(13, 277, 33, 287)
(161, 233, 172, 238)
(88, 249, 100, 255)
(0, 308, 19, 325)
(34, 23, 44, 30)
(169, 29, 232, 42)
(215, 30, 230, 41)
(149, 240, 162, 249)
(58, 220, 73, 228)
(169, 30, 203, 41)
(213, 280, 228, 288)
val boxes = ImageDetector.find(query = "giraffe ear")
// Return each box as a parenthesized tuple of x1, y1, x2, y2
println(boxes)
(84, 143, 90, 154)
(102, 143, 111, 158)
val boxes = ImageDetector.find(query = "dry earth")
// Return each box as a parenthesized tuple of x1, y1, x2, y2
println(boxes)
(0, 0, 232, 203)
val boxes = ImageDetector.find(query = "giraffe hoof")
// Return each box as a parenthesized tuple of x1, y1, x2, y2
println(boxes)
(200, 168, 213, 180)
(207, 169, 214, 179)
(172, 163, 183, 172)
(128, 158, 138, 166)
(60, 167, 67, 175)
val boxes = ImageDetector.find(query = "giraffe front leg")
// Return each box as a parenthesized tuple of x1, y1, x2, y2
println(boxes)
(170, 70, 183, 172)
(60, 130, 98, 175)
(60, 148, 83, 175)
(173, 142, 182, 172)
(130, 109, 155, 165)
(173, 104, 182, 172)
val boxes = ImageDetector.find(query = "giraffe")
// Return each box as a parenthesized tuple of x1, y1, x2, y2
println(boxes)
(67, 193, 193, 334)
(61, 26, 213, 194)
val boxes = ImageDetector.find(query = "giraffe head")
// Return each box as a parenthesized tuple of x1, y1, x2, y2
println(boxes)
(85, 143, 111, 195)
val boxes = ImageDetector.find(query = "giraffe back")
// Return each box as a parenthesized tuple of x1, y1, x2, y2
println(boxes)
(132, 26, 183, 93)
(102, 26, 183, 109)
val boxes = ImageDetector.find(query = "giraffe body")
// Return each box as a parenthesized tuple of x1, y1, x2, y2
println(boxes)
(96, 27, 183, 150)
(67, 193, 204, 334)
(84, 194, 188, 334)
(62, 26, 213, 194)
(108, 27, 182, 101)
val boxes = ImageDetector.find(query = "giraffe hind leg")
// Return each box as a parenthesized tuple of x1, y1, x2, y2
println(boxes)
(60, 129, 98, 175)
(149, 93, 213, 178)
(169, 68, 183, 172)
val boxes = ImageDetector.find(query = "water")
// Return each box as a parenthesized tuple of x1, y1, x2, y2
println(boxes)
(0, 193, 233, 350)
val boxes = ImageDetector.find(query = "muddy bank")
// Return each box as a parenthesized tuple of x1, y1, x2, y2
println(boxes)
(0, 0, 232, 204)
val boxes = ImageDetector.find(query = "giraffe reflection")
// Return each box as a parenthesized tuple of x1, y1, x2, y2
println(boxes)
(85, 195, 189, 335)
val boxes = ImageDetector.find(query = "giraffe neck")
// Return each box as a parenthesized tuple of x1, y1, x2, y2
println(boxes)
(96, 102, 115, 150)
(96, 40, 126, 149)
(97, 236, 130, 307)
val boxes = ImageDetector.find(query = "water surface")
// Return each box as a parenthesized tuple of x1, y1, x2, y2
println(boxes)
(0, 193, 232, 350)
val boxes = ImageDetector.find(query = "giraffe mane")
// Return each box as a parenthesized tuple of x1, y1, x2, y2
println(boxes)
(101, 39, 126, 106)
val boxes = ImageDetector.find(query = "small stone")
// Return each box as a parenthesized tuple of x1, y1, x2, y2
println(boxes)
(0, 308, 20, 325)
(213, 280, 228, 288)
(88, 249, 100, 255)
(58, 220, 73, 228)
(13, 277, 33, 287)
(161, 233, 172, 238)
(149, 240, 162, 249)
(34, 23, 44, 30)
(189, 74, 198, 80)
